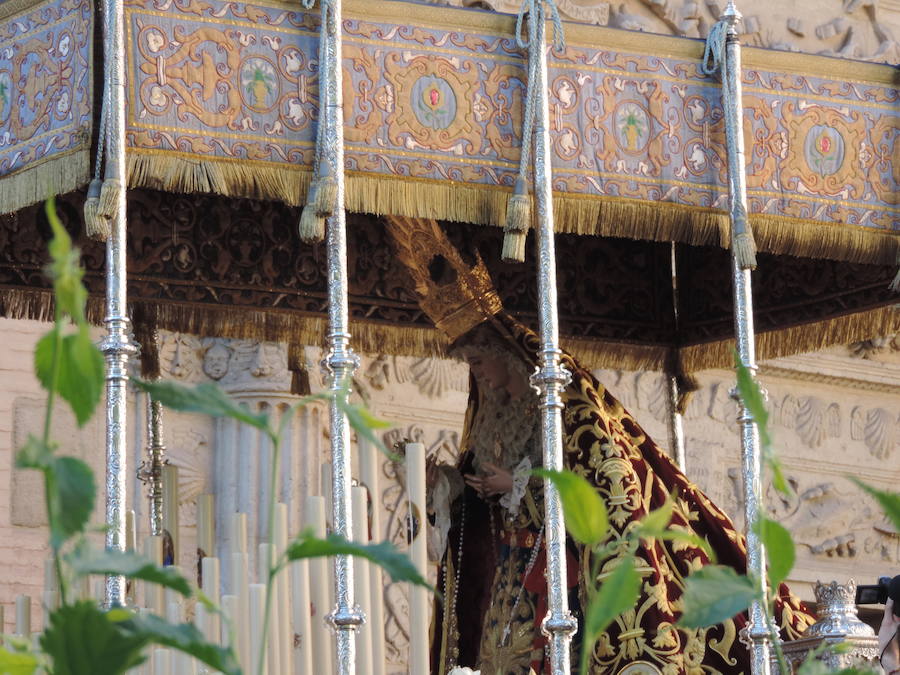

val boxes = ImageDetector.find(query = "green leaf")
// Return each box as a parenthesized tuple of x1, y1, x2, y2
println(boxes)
(678, 565, 758, 628)
(112, 612, 240, 675)
(534, 469, 608, 546)
(654, 530, 715, 561)
(342, 400, 393, 458)
(16, 441, 94, 549)
(135, 379, 271, 437)
(757, 517, 795, 593)
(734, 356, 791, 497)
(734, 357, 769, 447)
(581, 556, 641, 675)
(34, 329, 104, 427)
(68, 549, 192, 598)
(283, 532, 432, 590)
(45, 199, 87, 325)
(584, 556, 640, 641)
(49, 456, 95, 548)
(41, 601, 147, 675)
(0, 647, 38, 675)
(851, 478, 900, 533)
(635, 495, 674, 539)
(59, 331, 105, 427)
(34, 328, 59, 399)
(16, 434, 55, 470)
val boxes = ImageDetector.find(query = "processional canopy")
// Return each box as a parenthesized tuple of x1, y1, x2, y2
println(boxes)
(0, 0, 896, 366)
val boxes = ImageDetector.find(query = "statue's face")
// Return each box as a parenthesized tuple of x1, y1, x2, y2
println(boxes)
(465, 353, 510, 392)
(203, 344, 231, 380)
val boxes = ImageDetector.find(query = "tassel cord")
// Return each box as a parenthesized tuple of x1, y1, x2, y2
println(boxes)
(700, 19, 727, 78)
(703, 15, 756, 269)
(311, 0, 331, 185)
(513, 0, 565, 190)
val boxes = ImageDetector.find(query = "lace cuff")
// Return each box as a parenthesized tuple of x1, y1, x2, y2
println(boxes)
(499, 456, 532, 516)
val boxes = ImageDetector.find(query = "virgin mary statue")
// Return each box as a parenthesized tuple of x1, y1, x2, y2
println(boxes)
(386, 215, 815, 675)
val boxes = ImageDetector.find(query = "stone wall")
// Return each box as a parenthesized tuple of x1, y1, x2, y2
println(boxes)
(435, 0, 900, 63)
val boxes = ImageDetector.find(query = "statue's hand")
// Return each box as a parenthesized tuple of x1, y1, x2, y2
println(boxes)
(480, 462, 513, 496)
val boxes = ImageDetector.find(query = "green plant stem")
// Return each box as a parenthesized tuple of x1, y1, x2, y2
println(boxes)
(764, 598, 789, 674)
(256, 429, 281, 675)
(43, 322, 69, 606)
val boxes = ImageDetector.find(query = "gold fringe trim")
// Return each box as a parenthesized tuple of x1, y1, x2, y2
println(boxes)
(0, 288, 58, 323)
(3, 288, 896, 375)
(128, 152, 898, 265)
(680, 305, 900, 373)
(0, 149, 90, 216)
(137, 302, 451, 359)
(127, 153, 307, 207)
(562, 337, 669, 373)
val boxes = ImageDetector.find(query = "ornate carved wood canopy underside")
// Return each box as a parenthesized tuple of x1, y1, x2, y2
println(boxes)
(0, 189, 895, 371)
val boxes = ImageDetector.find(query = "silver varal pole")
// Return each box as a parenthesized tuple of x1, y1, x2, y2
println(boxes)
(530, 6, 577, 672)
(667, 243, 687, 474)
(720, 3, 771, 672)
(321, 0, 363, 671)
(667, 376, 687, 473)
(146, 395, 165, 536)
(100, 0, 137, 607)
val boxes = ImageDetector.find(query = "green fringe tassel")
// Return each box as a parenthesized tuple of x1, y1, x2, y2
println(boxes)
(97, 178, 123, 221)
(501, 178, 532, 263)
(733, 230, 758, 270)
(83, 179, 110, 241)
(299, 202, 325, 243)
(315, 173, 338, 217)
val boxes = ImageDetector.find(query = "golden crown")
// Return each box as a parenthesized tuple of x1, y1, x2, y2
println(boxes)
(385, 216, 502, 342)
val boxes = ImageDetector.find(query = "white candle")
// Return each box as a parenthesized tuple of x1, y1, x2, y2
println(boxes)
(197, 494, 215, 558)
(231, 511, 250, 670)
(165, 566, 182, 624)
(144, 536, 164, 614)
(153, 648, 170, 675)
(232, 512, 248, 554)
(15, 594, 31, 638)
(304, 495, 334, 674)
(41, 592, 57, 629)
(221, 594, 238, 655)
(359, 438, 387, 675)
(249, 583, 268, 675)
(200, 556, 221, 644)
(352, 486, 374, 675)
(231, 551, 250, 674)
(162, 464, 180, 566)
(290, 559, 314, 675)
(273, 503, 293, 675)
(125, 510, 137, 605)
(259, 542, 281, 675)
(406, 443, 430, 675)
(320, 462, 333, 529)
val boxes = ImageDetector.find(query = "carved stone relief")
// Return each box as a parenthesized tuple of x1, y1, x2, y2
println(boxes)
(429, 0, 900, 63)
(365, 354, 468, 400)
(780, 395, 842, 448)
(849, 333, 899, 360)
(850, 405, 898, 459)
